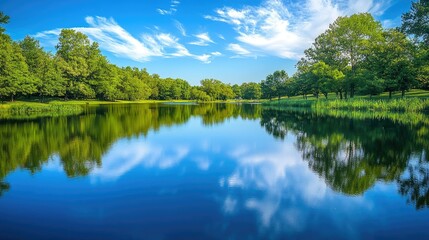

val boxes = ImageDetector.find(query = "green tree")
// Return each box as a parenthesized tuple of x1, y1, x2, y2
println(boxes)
(261, 74, 275, 100)
(303, 13, 384, 98)
(365, 29, 415, 97)
(200, 79, 234, 100)
(190, 86, 211, 101)
(401, 0, 429, 90)
(261, 70, 288, 100)
(232, 84, 241, 99)
(0, 18, 36, 101)
(56, 29, 103, 99)
(118, 67, 151, 100)
(309, 61, 344, 99)
(401, 0, 429, 44)
(0, 12, 10, 33)
(20, 36, 65, 100)
(241, 82, 262, 100)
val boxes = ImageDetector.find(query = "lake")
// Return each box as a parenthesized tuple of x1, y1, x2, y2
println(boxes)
(0, 103, 428, 239)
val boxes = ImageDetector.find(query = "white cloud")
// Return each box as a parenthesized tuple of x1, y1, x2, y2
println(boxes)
(174, 20, 186, 36)
(194, 54, 212, 63)
(227, 43, 251, 55)
(157, 0, 180, 15)
(211, 51, 222, 56)
(189, 32, 215, 46)
(34, 16, 215, 63)
(206, 0, 393, 59)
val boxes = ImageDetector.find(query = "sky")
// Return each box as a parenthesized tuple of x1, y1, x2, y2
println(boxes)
(1, 0, 413, 85)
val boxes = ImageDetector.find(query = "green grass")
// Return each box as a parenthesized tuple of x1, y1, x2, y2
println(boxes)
(0, 101, 85, 119)
(264, 89, 429, 113)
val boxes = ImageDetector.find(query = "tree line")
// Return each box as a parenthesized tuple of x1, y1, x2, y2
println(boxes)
(0, 12, 263, 102)
(261, 0, 429, 100)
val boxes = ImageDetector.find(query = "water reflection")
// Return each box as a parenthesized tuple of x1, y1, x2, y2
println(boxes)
(0, 103, 260, 180)
(1, 103, 429, 239)
(261, 108, 429, 209)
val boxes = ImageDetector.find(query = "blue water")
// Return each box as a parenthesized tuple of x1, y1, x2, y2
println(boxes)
(0, 103, 428, 239)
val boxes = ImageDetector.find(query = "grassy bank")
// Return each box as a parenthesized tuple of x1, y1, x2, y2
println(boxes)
(263, 89, 429, 113)
(266, 105, 429, 126)
(0, 99, 263, 119)
(0, 102, 85, 119)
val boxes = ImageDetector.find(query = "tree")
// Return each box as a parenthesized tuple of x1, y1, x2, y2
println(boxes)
(303, 13, 384, 98)
(261, 70, 288, 100)
(200, 79, 234, 100)
(0, 12, 10, 33)
(190, 87, 211, 101)
(308, 61, 344, 99)
(0, 16, 36, 101)
(56, 29, 105, 99)
(364, 29, 416, 97)
(272, 70, 288, 100)
(241, 82, 261, 100)
(401, 0, 429, 45)
(232, 84, 241, 99)
(261, 74, 275, 100)
(401, 0, 429, 90)
(20, 36, 65, 100)
(118, 67, 151, 100)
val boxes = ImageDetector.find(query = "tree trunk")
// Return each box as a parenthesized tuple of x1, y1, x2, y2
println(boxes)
(11, 95, 14, 102)
(389, 91, 392, 99)
(339, 91, 343, 100)
(324, 93, 328, 99)
(402, 90, 405, 98)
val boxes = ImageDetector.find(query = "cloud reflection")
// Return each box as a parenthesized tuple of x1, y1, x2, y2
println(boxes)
(221, 136, 328, 233)
(90, 138, 189, 182)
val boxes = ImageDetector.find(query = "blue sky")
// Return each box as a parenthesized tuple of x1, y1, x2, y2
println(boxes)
(1, 0, 412, 85)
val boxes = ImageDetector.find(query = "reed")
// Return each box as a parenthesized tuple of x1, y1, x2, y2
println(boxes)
(264, 97, 429, 113)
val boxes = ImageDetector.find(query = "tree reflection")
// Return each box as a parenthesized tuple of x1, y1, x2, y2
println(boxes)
(261, 108, 429, 209)
(0, 181, 9, 196)
(0, 103, 261, 190)
(398, 157, 429, 209)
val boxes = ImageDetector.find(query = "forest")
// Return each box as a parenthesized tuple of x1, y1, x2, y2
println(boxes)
(0, 1, 428, 103)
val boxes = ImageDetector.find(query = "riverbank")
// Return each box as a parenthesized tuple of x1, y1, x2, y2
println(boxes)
(263, 89, 429, 113)
(0, 99, 263, 119)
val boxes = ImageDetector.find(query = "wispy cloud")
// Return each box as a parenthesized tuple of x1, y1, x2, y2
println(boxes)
(157, 0, 180, 15)
(205, 0, 393, 59)
(189, 32, 215, 46)
(211, 51, 222, 56)
(34, 16, 216, 63)
(174, 20, 186, 36)
(227, 43, 251, 56)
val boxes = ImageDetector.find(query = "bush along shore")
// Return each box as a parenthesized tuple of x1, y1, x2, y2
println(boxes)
(263, 97, 429, 113)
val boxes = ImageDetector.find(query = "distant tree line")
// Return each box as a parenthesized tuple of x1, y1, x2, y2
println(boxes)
(261, 0, 429, 99)
(0, 12, 264, 102)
